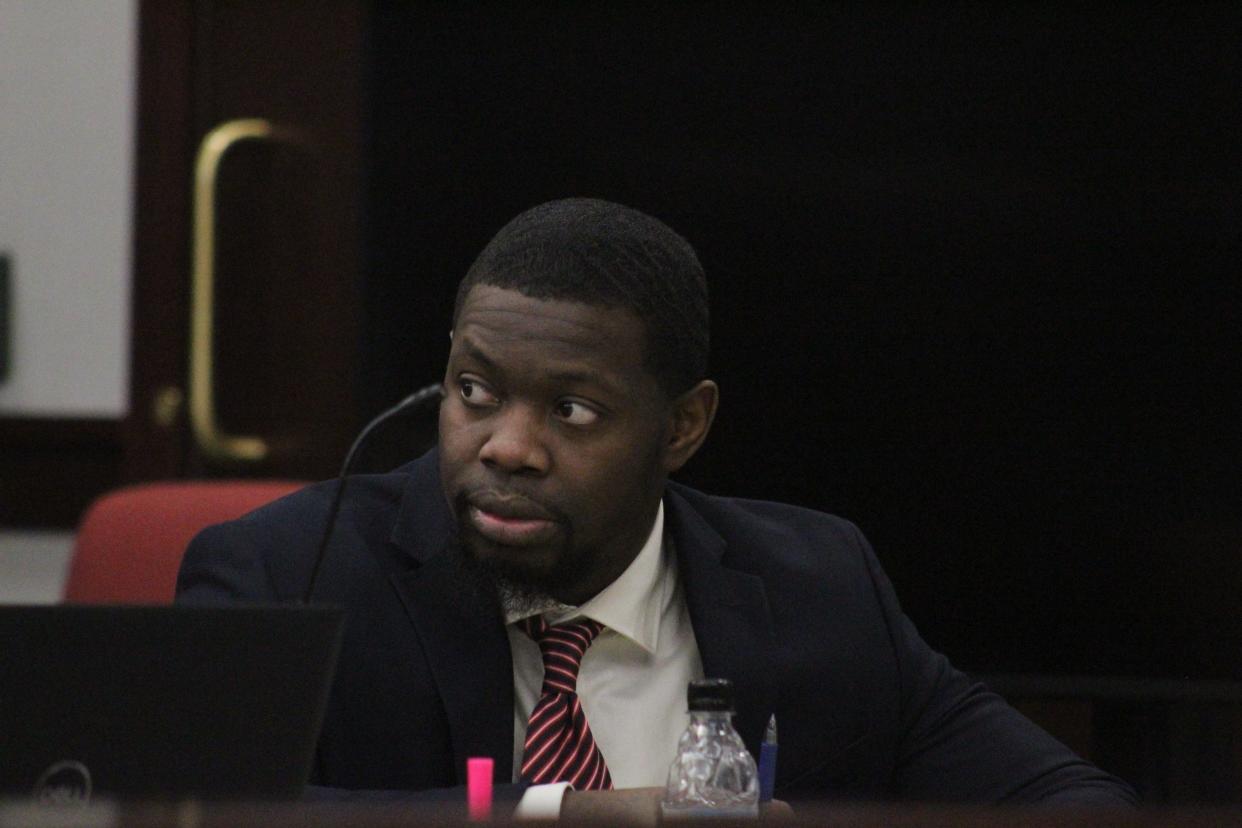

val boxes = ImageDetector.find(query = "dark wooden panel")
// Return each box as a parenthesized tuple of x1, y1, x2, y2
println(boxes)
(125, 0, 194, 483)
(0, 419, 123, 528)
(992, 676, 1242, 803)
(190, 0, 365, 479)
(126, 0, 366, 482)
(366, 3, 1242, 680)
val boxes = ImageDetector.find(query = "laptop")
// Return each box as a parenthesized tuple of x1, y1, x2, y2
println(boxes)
(0, 604, 344, 803)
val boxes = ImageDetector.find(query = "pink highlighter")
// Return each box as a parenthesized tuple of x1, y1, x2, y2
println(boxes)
(467, 757, 494, 820)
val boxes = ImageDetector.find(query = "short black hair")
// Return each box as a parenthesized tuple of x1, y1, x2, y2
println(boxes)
(453, 198, 709, 397)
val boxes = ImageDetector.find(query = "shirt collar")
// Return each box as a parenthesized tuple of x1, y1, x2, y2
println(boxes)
(504, 500, 669, 655)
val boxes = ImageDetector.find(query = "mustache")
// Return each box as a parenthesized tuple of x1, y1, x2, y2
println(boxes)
(454, 486, 568, 525)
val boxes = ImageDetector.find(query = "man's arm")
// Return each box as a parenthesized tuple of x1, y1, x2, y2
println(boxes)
(853, 525, 1137, 805)
(177, 518, 531, 806)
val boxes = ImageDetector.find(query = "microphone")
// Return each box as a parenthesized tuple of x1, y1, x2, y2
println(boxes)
(301, 383, 444, 603)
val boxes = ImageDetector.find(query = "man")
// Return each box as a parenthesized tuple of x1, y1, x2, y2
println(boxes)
(177, 199, 1135, 815)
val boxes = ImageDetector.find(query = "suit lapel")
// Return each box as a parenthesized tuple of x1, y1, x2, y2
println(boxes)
(665, 488, 776, 757)
(387, 451, 515, 784)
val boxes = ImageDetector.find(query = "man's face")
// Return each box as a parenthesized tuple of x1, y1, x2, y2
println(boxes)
(438, 285, 673, 605)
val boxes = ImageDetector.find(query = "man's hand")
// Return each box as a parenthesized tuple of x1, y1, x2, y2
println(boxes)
(560, 787, 793, 825)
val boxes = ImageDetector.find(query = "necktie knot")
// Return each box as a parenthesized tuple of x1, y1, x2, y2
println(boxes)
(522, 616, 604, 695)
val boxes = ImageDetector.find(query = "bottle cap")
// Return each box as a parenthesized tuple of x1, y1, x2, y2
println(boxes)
(687, 678, 735, 712)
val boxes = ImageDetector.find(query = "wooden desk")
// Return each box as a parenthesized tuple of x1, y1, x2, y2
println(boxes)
(3, 801, 1240, 828)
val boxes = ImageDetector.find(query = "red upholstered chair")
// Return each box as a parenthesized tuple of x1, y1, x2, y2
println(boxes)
(64, 480, 307, 604)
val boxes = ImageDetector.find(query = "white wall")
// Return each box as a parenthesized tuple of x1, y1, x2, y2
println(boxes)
(0, 0, 137, 418)
(0, 531, 72, 603)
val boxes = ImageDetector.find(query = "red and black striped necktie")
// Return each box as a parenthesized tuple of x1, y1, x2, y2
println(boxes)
(519, 615, 614, 790)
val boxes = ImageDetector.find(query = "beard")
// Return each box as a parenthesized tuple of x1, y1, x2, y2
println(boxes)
(450, 491, 595, 610)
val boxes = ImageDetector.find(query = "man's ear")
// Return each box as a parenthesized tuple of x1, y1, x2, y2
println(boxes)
(662, 380, 719, 473)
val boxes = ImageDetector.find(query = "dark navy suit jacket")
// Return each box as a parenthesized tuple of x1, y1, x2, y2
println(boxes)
(176, 449, 1134, 805)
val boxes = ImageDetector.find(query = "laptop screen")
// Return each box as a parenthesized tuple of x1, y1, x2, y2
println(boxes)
(0, 604, 344, 802)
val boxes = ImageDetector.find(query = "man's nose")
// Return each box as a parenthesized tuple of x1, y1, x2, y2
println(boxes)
(478, 404, 550, 475)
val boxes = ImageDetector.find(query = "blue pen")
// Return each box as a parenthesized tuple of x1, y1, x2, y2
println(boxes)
(758, 714, 777, 803)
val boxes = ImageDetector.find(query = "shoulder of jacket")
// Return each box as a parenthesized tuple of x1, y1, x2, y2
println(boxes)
(665, 479, 866, 554)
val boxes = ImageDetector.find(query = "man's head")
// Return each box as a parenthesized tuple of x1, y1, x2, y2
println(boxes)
(452, 198, 709, 398)
(439, 199, 718, 606)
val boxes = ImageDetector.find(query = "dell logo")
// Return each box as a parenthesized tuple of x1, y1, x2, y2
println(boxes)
(33, 760, 92, 805)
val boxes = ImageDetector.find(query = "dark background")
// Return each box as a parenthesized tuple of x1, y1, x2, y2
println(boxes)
(361, 2, 1242, 682)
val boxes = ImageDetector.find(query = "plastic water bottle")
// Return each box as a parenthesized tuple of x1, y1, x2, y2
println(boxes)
(662, 678, 759, 819)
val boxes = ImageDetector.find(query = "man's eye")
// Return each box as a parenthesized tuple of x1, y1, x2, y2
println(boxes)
(554, 400, 600, 426)
(459, 379, 498, 407)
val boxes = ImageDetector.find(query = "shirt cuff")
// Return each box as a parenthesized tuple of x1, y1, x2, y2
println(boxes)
(514, 782, 572, 820)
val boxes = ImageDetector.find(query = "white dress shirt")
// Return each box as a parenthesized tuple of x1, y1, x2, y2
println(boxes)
(505, 501, 704, 814)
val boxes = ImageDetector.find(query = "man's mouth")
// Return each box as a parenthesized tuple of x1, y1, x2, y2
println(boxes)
(465, 494, 560, 546)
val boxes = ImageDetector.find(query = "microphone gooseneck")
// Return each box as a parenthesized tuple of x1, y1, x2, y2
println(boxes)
(301, 383, 444, 604)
